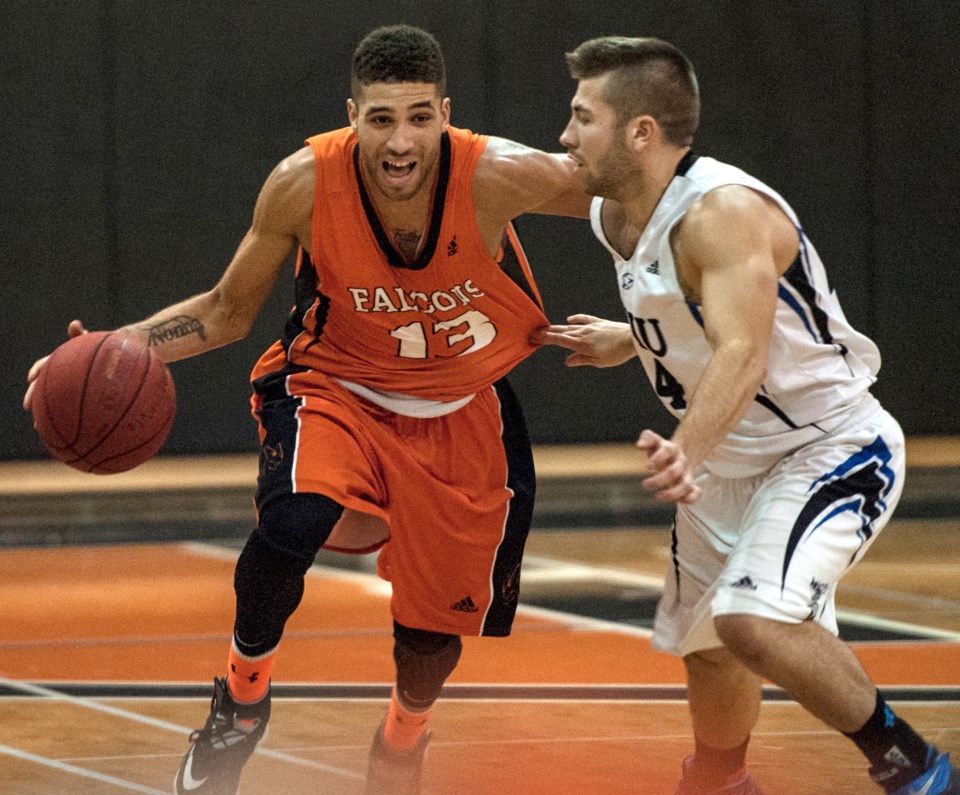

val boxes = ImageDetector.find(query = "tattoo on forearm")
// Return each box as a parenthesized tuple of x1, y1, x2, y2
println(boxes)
(144, 315, 207, 347)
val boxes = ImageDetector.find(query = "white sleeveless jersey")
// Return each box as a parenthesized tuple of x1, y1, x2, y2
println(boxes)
(591, 154, 882, 476)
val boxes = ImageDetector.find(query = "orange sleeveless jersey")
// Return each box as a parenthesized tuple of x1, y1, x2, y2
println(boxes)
(251, 126, 548, 401)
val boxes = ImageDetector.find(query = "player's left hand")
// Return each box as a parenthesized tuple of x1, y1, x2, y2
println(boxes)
(636, 429, 702, 504)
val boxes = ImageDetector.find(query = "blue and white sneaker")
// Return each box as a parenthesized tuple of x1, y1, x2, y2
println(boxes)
(873, 747, 960, 795)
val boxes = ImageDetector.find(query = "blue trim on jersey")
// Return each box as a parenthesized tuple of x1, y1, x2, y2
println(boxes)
(780, 436, 896, 593)
(783, 255, 839, 348)
(777, 283, 820, 342)
(686, 301, 704, 328)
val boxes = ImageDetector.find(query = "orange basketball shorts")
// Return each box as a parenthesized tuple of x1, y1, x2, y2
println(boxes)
(250, 369, 534, 637)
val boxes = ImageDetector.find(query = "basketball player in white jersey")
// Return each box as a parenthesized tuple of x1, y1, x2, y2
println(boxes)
(537, 36, 959, 795)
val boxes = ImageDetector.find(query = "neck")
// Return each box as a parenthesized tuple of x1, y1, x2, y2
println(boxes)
(619, 147, 690, 232)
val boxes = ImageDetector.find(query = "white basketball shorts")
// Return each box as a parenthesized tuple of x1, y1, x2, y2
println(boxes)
(651, 397, 905, 657)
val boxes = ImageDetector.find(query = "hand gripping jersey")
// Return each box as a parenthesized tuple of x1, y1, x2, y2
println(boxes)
(252, 126, 547, 410)
(591, 154, 882, 476)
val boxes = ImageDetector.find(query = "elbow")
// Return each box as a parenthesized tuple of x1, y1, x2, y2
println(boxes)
(208, 287, 256, 345)
(721, 338, 768, 391)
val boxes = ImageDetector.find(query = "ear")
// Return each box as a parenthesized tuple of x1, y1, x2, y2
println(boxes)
(625, 114, 658, 152)
(347, 98, 358, 132)
(440, 97, 451, 131)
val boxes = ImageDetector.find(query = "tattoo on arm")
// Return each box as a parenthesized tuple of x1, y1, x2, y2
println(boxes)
(143, 315, 207, 347)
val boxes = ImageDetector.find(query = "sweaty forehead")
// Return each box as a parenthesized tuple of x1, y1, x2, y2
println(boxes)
(354, 81, 443, 111)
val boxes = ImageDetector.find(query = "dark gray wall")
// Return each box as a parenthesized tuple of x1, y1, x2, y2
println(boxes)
(4, 1, 959, 460)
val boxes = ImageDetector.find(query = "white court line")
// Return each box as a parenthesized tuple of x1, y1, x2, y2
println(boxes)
(0, 742, 169, 794)
(184, 543, 960, 642)
(0, 674, 364, 782)
(522, 554, 960, 643)
(182, 543, 654, 638)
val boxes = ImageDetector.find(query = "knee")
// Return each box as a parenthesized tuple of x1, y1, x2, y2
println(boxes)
(393, 622, 462, 708)
(257, 492, 344, 564)
(713, 614, 775, 671)
(684, 645, 738, 678)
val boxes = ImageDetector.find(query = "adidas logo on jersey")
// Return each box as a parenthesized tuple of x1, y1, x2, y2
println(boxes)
(730, 576, 758, 590)
(645, 260, 660, 274)
(447, 235, 458, 256)
(451, 596, 478, 613)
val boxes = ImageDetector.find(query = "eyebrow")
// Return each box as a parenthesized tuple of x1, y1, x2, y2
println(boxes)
(365, 100, 436, 116)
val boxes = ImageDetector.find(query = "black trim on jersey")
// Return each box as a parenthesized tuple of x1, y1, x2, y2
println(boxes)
(352, 132, 452, 270)
(482, 378, 536, 637)
(282, 249, 330, 353)
(753, 394, 800, 429)
(674, 150, 699, 176)
(669, 518, 681, 594)
(783, 254, 846, 354)
(498, 220, 542, 310)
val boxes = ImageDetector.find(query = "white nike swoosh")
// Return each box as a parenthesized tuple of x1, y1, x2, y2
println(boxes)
(180, 746, 208, 791)
(912, 774, 937, 795)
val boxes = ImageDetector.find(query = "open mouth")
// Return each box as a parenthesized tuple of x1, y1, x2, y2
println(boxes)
(383, 160, 416, 179)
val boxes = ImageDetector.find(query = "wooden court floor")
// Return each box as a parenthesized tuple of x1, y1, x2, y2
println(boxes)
(0, 446, 958, 794)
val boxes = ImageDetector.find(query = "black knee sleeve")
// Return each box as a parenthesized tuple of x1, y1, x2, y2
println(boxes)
(393, 621, 462, 708)
(233, 493, 344, 656)
(233, 531, 308, 655)
(257, 492, 344, 564)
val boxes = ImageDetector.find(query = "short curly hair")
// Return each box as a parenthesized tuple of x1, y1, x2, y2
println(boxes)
(351, 25, 446, 98)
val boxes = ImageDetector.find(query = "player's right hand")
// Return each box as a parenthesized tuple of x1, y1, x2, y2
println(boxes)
(636, 429, 702, 504)
(531, 314, 636, 368)
(24, 320, 89, 411)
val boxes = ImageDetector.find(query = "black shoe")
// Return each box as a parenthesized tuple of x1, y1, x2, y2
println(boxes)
(365, 722, 430, 795)
(174, 677, 270, 795)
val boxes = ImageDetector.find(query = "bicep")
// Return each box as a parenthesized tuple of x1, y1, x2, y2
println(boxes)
(213, 154, 309, 321)
(477, 140, 591, 221)
(215, 227, 294, 317)
(684, 196, 780, 351)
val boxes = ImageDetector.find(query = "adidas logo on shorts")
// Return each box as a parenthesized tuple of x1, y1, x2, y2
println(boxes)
(451, 596, 478, 613)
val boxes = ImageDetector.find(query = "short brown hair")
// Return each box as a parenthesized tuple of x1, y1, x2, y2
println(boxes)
(351, 25, 446, 98)
(566, 37, 700, 147)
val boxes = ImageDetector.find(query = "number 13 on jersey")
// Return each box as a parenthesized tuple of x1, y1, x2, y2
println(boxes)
(390, 310, 497, 359)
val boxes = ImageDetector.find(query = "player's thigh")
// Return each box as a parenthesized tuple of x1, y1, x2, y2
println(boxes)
(716, 408, 906, 625)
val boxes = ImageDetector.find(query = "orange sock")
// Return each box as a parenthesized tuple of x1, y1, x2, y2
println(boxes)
(227, 640, 277, 704)
(383, 688, 432, 751)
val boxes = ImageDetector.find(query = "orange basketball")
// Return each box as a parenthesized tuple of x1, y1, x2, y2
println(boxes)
(30, 331, 176, 474)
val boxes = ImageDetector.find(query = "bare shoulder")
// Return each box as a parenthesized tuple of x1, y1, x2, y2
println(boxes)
(680, 184, 787, 239)
(673, 184, 796, 278)
(474, 136, 589, 220)
(253, 146, 315, 235)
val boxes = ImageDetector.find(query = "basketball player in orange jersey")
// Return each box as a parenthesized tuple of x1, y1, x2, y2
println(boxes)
(25, 25, 589, 795)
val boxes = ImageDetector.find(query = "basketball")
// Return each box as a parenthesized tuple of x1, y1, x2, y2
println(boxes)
(30, 331, 176, 474)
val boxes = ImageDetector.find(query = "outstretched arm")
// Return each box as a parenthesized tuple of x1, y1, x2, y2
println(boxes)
(25, 146, 314, 409)
(473, 137, 591, 242)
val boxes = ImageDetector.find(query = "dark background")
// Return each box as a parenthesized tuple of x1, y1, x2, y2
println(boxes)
(3, 0, 958, 460)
